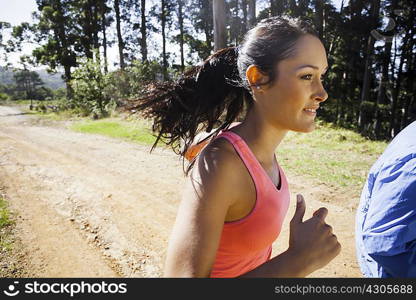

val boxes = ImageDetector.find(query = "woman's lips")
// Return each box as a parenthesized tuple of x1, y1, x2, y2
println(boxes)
(303, 108, 317, 116)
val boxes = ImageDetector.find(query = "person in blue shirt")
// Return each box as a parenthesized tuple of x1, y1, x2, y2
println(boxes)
(356, 121, 416, 277)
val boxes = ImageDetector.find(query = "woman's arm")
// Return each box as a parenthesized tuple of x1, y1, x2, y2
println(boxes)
(164, 142, 242, 277)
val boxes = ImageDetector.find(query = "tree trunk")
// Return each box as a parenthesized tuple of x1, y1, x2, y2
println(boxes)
(248, 0, 256, 28)
(213, 0, 226, 51)
(64, 65, 73, 100)
(374, 37, 393, 138)
(93, 2, 100, 63)
(161, 0, 168, 80)
(242, 0, 248, 33)
(114, 0, 125, 69)
(401, 29, 415, 130)
(178, 0, 185, 71)
(313, 0, 324, 40)
(101, 2, 108, 74)
(140, 0, 148, 62)
(270, 0, 276, 16)
(358, 0, 381, 130)
(328, 0, 344, 58)
(82, 1, 93, 59)
(55, 0, 74, 99)
(233, 0, 239, 45)
(289, 0, 298, 16)
(389, 37, 405, 137)
(201, 0, 213, 53)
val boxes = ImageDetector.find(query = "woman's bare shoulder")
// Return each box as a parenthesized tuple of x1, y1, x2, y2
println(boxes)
(197, 136, 241, 172)
(190, 136, 248, 199)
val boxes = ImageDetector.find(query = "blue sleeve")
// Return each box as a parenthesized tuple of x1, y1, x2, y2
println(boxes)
(362, 155, 416, 276)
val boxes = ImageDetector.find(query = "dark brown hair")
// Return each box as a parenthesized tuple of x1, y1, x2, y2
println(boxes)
(123, 15, 318, 175)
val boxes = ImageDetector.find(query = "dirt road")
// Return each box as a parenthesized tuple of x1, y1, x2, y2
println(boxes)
(0, 104, 362, 277)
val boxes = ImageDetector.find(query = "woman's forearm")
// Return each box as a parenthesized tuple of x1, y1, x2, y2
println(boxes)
(238, 249, 311, 278)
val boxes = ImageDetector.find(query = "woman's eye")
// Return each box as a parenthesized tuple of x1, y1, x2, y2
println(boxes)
(301, 74, 326, 82)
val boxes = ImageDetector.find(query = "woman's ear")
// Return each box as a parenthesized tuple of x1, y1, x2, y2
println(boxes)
(246, 65, 269, 91)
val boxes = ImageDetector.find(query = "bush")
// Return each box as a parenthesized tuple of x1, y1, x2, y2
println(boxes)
(53, 88, 67, 101)
(70, 56, 115, 118)
(0, 92, 8, 101)
(103, 60, 165, 106)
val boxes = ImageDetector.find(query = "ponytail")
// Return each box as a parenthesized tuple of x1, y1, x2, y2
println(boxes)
(123, 47, 252, 175)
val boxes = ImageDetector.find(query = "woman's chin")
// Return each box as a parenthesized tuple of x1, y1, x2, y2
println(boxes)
(292, 121, 316, 133)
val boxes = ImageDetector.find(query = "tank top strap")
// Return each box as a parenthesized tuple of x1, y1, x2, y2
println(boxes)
(213, 130, 268, 191)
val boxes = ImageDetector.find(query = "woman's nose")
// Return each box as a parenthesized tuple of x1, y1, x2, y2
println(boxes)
(315, 82, 328, 103)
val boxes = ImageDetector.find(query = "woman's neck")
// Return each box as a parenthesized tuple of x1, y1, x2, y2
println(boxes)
(229, 106, 288, 166)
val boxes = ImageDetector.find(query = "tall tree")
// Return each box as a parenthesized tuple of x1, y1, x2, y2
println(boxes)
(213, 0, 226, 50)
(248, 0, 256, 28)
(114, 0, 125, 69)
(99, 1, 111, 74)
(177, 0, 185, 71)
(313, 0, 324, 39)
(389, 33, 406, 137)
(400, 4, 416, 130)
(358, 0, 381, 129)
(373, 0, 399, 138)
(241, 0, 248, 33)
(0, 22, 11, 49)
(73, 0, 102, 61)
(140, 0, 148, 62)
(30, 0, 78, 99)
(161, 0, 168, 80)
(13, 69, 44, 105)
(186, 0, 214, 59)
(0, 22, 11, 64)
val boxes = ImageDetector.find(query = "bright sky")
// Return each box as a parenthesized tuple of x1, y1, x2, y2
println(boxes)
(0, 0, 37, 26)
(0, 0, 40, 68)
(0, 0, 349, 69)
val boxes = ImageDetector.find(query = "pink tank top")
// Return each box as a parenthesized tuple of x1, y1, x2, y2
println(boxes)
(209, 130, 290, 278)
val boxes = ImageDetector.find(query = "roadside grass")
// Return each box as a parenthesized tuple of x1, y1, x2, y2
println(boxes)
(276, 121, 387, 196)
(8, 101, 84, 122)
(26, 108, 82, 121)
(1, 99, 33, 105)
(0, 195, 14, 252)
(69, 117, 160, 146)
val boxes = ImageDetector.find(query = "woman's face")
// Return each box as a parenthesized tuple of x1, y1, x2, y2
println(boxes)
(257, 34, 329, 133)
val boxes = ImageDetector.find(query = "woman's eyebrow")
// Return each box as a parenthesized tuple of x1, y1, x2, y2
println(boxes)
(296, 64, 329, 71)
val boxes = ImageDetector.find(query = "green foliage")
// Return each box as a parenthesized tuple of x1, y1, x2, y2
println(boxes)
(13, 69, 44, 99)
(0, 92, 8, 101)
(104, 60, 164, 104)
(53, 87, 66, 100)
(30, 0, 78, 74)
(70, 56, 114, 118)
(0, 21, 11, 48)
(0, 70, 54, 101)
(69, 57, 166, 118)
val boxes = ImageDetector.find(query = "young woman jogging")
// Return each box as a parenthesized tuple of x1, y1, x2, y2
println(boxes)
(125, 15, 341, 278)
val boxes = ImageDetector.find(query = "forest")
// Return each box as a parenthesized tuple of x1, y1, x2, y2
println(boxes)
(0, 0, 414, 140)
